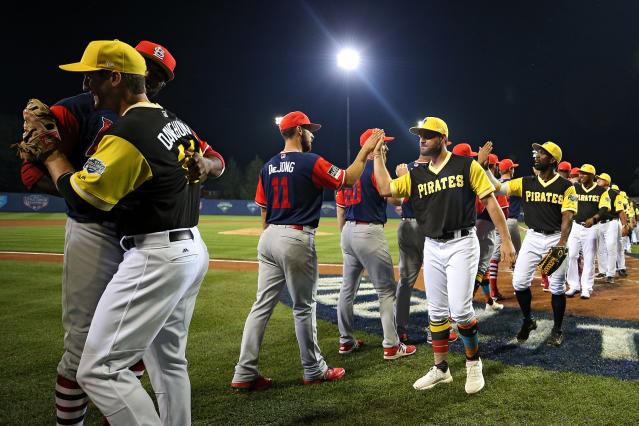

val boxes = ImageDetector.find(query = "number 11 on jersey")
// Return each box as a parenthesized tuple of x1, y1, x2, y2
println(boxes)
(271, 176, 291, 208)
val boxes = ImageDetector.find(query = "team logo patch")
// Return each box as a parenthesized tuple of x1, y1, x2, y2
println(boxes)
(83, 158, 106, 175)
(278, 275, 639, 380)
(23, 194, 49, 211)
(327, 165, 341, 179)
(153, 46, 165, 60)
(246, 202, 260, 214)
(217, 201, 233, 213)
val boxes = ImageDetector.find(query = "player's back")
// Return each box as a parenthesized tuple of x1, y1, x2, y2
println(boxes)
(257, 151, 344, 228)
(339, 160, 387, 224)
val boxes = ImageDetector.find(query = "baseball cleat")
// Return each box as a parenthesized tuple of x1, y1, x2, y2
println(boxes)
(595, 272, 606, 280)
(580, 291, 591, 300)
(486, 301, 504, 311)
(516, 318, 538, 342)
(231, 375, 273, 391)
(303, 367, 346, 385)
(565, 288, 580, 298)
(413, 365, 453, 390)
(465, 358, 485, 394)
(618, 269, 628, 277)
(547, 329, 564, 347)
(384, 343, 417, 360)
(339, 339, 364, 354)
(448, 328, 459, 343)
(606, 276, 615, 284)
(493, 293, 506, 301)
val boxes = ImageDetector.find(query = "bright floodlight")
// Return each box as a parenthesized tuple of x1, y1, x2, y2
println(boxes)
(275, 116, 283, 125)
(337, 49, 360, 70)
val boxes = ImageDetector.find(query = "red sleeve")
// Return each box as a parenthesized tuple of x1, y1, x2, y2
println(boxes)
(335, 190, 346, 208)
(50, 104, 80, 154)
(311, 157, 345, 190)
(255, 174, 266, 207)
(20, 160, 46, 191)
(496, 194, 509, 208)
(193, 132, 226, 169)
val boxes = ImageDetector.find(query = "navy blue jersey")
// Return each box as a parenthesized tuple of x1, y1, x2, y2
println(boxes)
(501, 178, 522, 219)
(256, 151, 345, 228)
(400, 160, 428, 219)
(336, 160, 387, 224)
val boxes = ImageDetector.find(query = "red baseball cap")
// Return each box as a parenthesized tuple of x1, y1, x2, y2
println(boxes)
(558, 161, 572, 172)
(135, 41, 176, 81)
(452, 143, 478, 157)
(570, 167, 580, 177)
(488, 154, 499, 165)
(499, 158, 519, 172)
(279, 111, 321, 132)
(359, 129, 394, 146)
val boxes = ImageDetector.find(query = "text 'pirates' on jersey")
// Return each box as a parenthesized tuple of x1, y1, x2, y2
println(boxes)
(255, 151, 346, 228)
(505, 174, 577, 232)
(335, 160, 387, 224)
(572, 183, 610, 223)
(389, 152, 494, 238)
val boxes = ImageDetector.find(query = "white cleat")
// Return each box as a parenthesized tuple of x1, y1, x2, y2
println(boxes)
(465, 358, 485, 394)
(413, 365, 453, 390)
(486, 301, 504, 311)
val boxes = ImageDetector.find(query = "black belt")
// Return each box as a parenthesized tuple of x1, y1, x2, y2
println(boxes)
(121, 229, 194, 250)
(431, 228, 471, 242)
(531, 229, 558, 235)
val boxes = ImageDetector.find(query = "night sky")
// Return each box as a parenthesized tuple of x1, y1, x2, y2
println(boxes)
(4, 0, 639, 193)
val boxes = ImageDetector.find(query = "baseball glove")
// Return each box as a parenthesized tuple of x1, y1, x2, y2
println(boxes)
(538, 246, 568, 276)
(12, 99, 60, 162)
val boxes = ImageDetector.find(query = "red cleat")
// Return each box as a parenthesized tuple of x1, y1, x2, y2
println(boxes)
(231, 375, 273, 391)
(384, 343, 417, 360)
(303, 367, 346, 384)
(448, 329, 459, 343)
(339, 339, 364, 354)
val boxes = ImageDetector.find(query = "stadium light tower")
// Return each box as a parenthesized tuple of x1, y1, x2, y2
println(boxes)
(275, 116, 283, 126)
(337, 48, 360, 164)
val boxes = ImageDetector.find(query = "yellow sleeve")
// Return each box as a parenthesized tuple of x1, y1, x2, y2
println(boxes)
(469, 160, 495, 198)
(613, 194, 625, 213)
(505, 177, 523, 197)
(70, 135, 153, 211)
(562, 185, 578, 213)
(389, 172, 411, 198)
(598, 190, 611, 210)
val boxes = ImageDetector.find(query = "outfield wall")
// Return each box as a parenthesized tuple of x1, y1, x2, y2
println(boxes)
(0, 192, 404, 218)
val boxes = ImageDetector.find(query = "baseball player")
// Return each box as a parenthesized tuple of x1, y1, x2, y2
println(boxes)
(488, 141, 577, 347)
(335, 129, 416, 359)
(595, 174, 627, 283)
(373, 116, 516, 394)
(569, 167, 581, 184)
(557, 161, 572, 180)
(470, 151, 509, 311)
(615, 188, 631, 277)
(231, 113, 384, 389)
(489, 158, 521, 301)
(35, 39, 211, 425)
(565, 164, 611, 299)
(18, 40, 224, 425)
(392, 151, 459, 345)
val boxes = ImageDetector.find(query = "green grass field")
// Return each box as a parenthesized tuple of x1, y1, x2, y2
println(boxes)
(1, 213, 639, 424)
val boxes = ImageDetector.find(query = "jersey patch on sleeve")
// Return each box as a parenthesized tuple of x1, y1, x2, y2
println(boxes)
(327, 165, 341, 180)
(83, 158, 106, 175)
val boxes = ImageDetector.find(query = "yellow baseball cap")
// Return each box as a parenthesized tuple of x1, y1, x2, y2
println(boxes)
(611, 184, 620, 191)
(597, 173, 611, 184)
(59, 40, 146, 76)
(578, 164, 596, 175)
(531, 141, 562, 163)
(410, 117, 449, 137)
